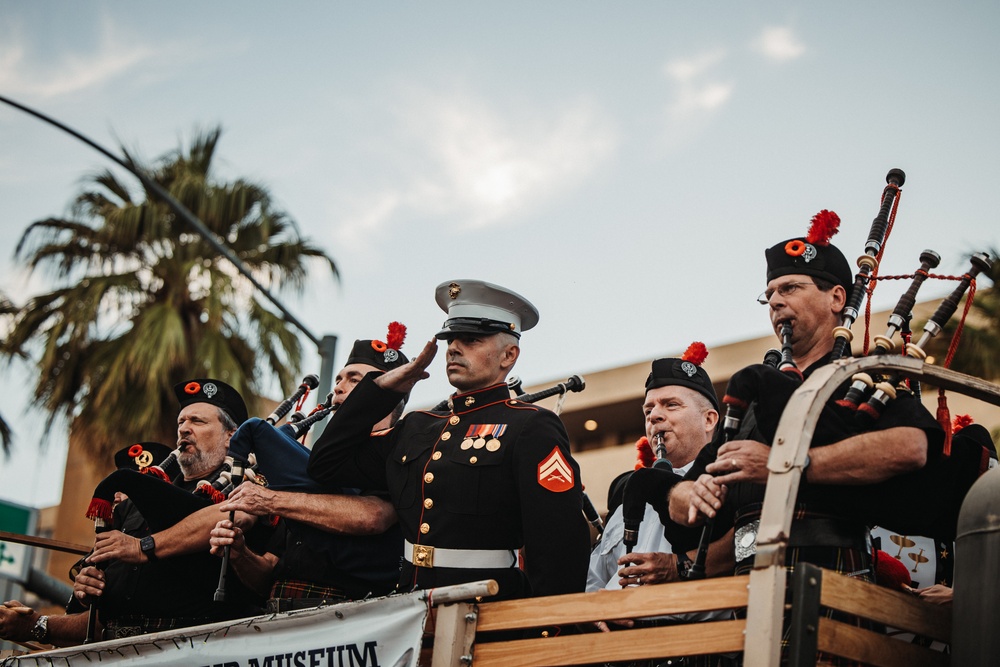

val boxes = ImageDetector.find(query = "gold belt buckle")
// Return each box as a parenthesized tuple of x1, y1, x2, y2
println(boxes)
(413, 544, 435, 568)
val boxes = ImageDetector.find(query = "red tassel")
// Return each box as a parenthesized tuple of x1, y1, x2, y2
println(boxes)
(85, 497, 114, 522)
(681, 342, 708, 366)
(722, 395, 749, 410)
(635, 436, 654, 470)
(386, 322, 407, 351)
(142, 467, 171, 482)
(937, 390, 952, 457)
(805, 210, 841, 246)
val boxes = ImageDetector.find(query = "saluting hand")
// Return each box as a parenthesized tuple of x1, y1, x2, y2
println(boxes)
(374, 339, 438, 394)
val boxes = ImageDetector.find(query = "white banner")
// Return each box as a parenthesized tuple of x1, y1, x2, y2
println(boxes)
(2, 592, 428, 667)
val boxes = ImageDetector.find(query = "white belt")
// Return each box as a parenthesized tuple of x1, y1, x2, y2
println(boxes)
(404, 540, 517, 569)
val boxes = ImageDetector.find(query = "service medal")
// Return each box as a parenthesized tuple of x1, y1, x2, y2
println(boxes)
(461, 438, 474, 450)
(486, 438, 501, 452)
(473, 437, 486, 449)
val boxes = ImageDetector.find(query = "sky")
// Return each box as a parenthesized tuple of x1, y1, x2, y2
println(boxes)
(1, 2, 998, 508)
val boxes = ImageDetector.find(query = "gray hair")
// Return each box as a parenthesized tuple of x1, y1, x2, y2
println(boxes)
(217, 407, 239, 432)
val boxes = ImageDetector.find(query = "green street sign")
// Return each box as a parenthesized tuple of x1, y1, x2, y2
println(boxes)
(0, 499, 37, 583)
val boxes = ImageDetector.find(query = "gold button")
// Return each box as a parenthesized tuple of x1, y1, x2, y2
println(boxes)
(432, 451, 442, 460)
(424, 498, 434, 509)
(470, 456, 478, 464)
(424, 472, 434, 484)
(440, 432, 452, 441)
(401, 455, 407, 462)
(449, 415, 460, 425)
(420, 523, 430, 534)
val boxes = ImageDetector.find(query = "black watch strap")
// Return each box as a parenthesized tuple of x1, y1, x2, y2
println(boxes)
(140, 535, 157, 560)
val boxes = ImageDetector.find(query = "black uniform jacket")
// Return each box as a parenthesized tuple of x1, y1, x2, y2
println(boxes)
(308, 375, 590, 600)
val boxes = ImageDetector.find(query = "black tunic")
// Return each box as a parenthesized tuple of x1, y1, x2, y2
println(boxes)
(684, 355, 944, 551)
(308, 375, 590, 600)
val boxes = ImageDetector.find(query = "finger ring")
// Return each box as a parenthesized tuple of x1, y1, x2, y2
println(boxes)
(637, 576, 642, 585)
(731, 458, 738, 469)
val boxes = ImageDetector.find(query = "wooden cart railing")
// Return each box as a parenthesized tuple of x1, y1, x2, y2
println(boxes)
(429, 357, 1000, 666)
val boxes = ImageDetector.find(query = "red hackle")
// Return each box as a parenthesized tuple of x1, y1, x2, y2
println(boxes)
(634, 436, 654, 470)
(386, 321, 407, 351)
(805, 210, 841, 246)
(681, 341, 708, 366)
(953, 414, 974, 433)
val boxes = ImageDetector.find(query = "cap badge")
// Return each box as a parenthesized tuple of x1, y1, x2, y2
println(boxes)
(802, 243, 817, 263)
(136, 450, 154, 468)
(680, 361, 697, 377)
(203, 382, 218, 398)
(448, 283, 461, 299)
(384, 349, 399, 363)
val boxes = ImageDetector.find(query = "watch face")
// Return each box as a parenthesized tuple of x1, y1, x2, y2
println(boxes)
(140, 536, 155, 553)
(31, 616, 48, 641)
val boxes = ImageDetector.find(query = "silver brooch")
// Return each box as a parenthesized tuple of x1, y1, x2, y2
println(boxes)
(680, 361, 697, 377)
(802, 243, 817, 263)
(203, 382, 218, 398)
(384, 349, 399, 363)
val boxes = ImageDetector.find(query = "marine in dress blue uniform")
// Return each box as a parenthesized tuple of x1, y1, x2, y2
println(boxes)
(308, 280, 590, 600)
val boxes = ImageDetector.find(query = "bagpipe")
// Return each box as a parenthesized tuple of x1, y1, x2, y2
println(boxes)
(621, 169, 995, 580)
(84, 375, 334, 530)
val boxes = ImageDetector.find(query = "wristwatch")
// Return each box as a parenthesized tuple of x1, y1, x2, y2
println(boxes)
(139, 535, 157, 560)
(675, 552, 694, 580)
(30, 614, 49, 643)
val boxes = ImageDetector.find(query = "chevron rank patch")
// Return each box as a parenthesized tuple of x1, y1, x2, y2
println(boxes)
(537, 446, 574, 492)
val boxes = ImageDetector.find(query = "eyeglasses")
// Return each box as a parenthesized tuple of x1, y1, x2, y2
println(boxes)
(756, 281, 814, 305)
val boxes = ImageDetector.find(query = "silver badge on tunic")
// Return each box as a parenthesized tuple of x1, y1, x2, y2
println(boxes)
(734, 519, 760, 563)
(203, 382, 218, 398)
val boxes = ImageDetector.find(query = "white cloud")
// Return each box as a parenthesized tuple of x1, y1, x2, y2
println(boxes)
(752, 26, 806, 62)
(331, 88, 618, 250)
(663, 49, 727, 85)
(662, 49, 733, 127)
(0, 16, 159, 98)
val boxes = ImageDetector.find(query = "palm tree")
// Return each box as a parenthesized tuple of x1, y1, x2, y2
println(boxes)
(922, 247, 1000, 382)
(0, 290, 15, 454)
(0, 127, 337, 461)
